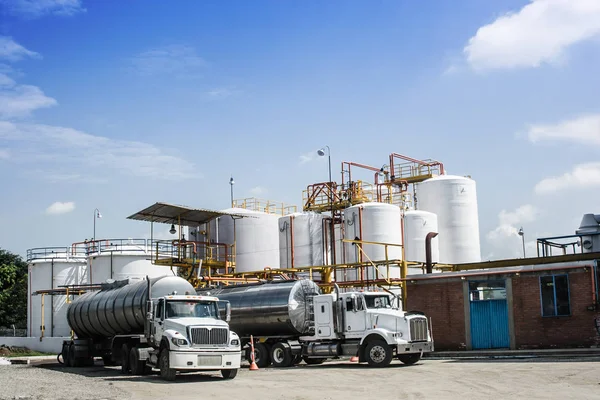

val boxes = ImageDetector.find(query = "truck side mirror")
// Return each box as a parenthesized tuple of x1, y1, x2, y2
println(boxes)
(225, 302, 231, 323)
(146, 300, 154, 320)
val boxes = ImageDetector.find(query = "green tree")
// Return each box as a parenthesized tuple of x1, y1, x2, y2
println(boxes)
(0, 249, 28, 328)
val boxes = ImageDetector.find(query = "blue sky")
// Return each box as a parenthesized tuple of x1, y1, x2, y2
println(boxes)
(1, 0, 600, 260)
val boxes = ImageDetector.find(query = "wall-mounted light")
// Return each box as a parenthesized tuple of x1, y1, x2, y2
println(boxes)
(169, 224, 176, 234)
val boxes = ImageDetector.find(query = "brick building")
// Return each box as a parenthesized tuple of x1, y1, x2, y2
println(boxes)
(406, 260, 600, 351)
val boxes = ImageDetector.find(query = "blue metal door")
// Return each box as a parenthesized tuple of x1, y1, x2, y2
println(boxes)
(469, 282, 510, 349)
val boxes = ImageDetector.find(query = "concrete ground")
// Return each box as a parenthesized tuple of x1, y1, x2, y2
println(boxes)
(1, 357, 599, 400)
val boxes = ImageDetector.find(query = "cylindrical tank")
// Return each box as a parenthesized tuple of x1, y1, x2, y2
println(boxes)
(212, 208, 280, 273)
(343, 202, 402, 280)
(416, 175, 481, 264)
(403, 210, 439, 263)
(278, 212, 327, 269)
(87, 242, 172, 284)
(27, 250, 87, 338)
(67, 275, 195, 339)
(198, 280, 321, 337)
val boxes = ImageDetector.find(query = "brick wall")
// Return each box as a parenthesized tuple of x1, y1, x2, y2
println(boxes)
(406, 279, 466, 351)
(512, 270, 599, 349)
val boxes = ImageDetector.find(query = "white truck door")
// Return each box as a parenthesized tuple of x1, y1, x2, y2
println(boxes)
(314, 297, 334, 338)
(344, 295, 366, 333)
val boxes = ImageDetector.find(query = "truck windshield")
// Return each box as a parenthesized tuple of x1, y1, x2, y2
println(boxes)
(364, 295, 391, 309)
(166, 300, 219, 319)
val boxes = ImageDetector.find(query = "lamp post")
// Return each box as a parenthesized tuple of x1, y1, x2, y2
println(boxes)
(318, 145, 334, 288)
(317, 146, 332, 185)
(229, 176, 235, 207)
(93, 208, 102, 241)
(518, 227, 526, 258)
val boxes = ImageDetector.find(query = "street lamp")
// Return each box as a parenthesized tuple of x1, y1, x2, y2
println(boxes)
(93, 208, 102, 241)
(518, 227, 526, 258)
(229, 176, 235, 207)
(318, 145, 335, 271)
(317, 146, 332, 185)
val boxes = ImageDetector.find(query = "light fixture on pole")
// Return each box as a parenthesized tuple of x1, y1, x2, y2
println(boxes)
(317, 145, 335, 269)
(169, 223, 177, 235)
(317, 146, 332, 185)
(93, 208, 102, 241)
(518, 227, 526, 258)
(229, 176, 235, 207)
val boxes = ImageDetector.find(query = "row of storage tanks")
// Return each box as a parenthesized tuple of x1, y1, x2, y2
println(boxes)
(191, 174, 482, 276)
(27, 241, 174, 338)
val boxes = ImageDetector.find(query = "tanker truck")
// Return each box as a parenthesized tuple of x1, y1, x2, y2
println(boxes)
(199, 279, 433, 368)
(60, 275, 241, 381)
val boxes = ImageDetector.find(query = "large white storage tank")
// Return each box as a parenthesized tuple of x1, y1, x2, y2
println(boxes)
(403, 210, 439, 263)
(27, 250, 87, 338)
(278, 212, 327, 268)
(343, 202, 403, 280)
(213, 207, 280, 273)
(416, 175, 481, 264)
(87, 240, 172, 284)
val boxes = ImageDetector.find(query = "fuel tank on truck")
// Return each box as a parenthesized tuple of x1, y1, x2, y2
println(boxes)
(66, 275, 195, 339)
(198, 280, 321, 337)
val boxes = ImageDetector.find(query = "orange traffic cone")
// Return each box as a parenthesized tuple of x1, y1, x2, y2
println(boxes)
(249, 336, 259, 371)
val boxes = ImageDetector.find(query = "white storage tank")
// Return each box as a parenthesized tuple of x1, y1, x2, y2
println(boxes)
(343, 202, 403, 280)
(279, 212, 327, 268)
(403, 210, 439, 264)
(87, 240, 172, 284)
(27, 249, 87, 338)
(213, 207, 280, 273)
(416, 175, 481, 264)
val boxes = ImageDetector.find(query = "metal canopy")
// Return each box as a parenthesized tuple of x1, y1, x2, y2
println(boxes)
(127, 202, 250, 228)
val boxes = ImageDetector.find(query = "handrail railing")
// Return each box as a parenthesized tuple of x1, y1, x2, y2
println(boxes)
(233, 197, 297, 216)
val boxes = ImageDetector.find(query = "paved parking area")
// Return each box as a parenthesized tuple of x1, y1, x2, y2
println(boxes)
(1, 357, 599, 400)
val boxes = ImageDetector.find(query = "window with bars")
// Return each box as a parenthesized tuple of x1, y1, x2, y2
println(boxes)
(539, 275, 571, 317)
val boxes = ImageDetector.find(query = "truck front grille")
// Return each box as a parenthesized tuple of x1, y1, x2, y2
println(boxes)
(190, 327, 228, 345)
(409, 318, 429, 342)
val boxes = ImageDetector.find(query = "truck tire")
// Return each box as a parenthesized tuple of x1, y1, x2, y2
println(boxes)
(270, 342, 293, 368)
(129, 347, 147, 375)
(364, 340, 392, 367)
(159, 350, 177, 381)
(221, 369, 238, 379)
(246, 342, 270, 368)
(397, 353, 421, 365)
(121, 344, 130, 373)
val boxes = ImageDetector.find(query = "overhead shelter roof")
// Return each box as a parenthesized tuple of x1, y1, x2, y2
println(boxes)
(127, 202, 251, 227)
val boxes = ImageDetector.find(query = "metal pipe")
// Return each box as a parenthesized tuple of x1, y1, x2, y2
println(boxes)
(425, 232, 439, 274)
(290, 215, 295, 268)
(591, 265, 597, 305)
(51, 260, 54, 337)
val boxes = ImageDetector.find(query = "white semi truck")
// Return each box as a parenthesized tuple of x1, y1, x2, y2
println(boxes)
(61, 275, 241, 380)
(200, 279, 433, 368)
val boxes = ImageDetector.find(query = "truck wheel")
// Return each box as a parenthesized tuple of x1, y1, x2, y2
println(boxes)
(292, 353, 303, 365)
(271, 342, 293, 368)
(397, 353, 421, 365)
(129, 347, 147, 375)
(121, 344, 131, 373)
(159, 351, 177, 381)
(221, 369, 238, 379)
(365, 340, 392, 367)
(246, 342, 270, 368)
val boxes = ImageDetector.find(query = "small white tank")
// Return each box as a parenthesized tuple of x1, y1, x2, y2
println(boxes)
(27, 249, 87, 337)
(278, 212, 327, 268)
(416, 175, 481, 264)
(343, 202, 402, 280)
(403, 210, 439, 263)
(214, 208, 280, 273)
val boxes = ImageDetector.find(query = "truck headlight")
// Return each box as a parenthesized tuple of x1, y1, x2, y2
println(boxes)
(230, 339, 240, 346)
(171, 338, 188, 346)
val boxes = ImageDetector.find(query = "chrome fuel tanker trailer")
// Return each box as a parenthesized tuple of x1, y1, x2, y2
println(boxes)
(61, 275, 241, 380)
(198, 279, 434, 368)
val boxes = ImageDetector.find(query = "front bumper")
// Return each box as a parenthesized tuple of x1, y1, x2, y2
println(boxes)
(396, 341, 434, 354)
(169, 350, 241, 370)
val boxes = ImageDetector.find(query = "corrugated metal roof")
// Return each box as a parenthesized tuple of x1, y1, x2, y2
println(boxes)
(126, 202, 251, 227)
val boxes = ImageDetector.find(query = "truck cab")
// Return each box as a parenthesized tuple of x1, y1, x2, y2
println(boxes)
(305, 290, 433, 367)
(145, 294, 242, 380)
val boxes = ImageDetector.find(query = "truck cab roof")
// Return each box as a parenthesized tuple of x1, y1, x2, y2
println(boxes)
(163, 294, 220, 302)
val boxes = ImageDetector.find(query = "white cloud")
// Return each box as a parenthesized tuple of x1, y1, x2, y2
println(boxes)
(0, 0, 85, 18)
(130, 45, 207, 77)
(0, 74, 58, 118)
(299, 151, 317, 165)
(0, 36, 41, 62)
(0, 121, 198, 181)
(535, 162, 600, 194)
(249, 186, 266, 196)
(487, 204, 540, 241)
(45, 201, 75, 215)
(463, 0, 600, 71)
(527, 113, 600, 146)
